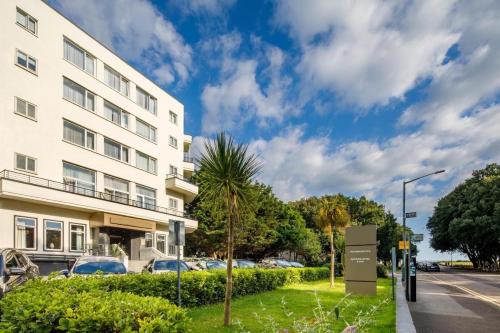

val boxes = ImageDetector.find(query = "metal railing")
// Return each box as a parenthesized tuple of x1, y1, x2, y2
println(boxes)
(165, 173, 197, 185)
(183, 152, 194, 163)
(0, 170, 194, 219)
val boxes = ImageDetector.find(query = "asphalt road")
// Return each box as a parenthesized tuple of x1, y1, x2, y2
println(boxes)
(408, 266, 500, 333)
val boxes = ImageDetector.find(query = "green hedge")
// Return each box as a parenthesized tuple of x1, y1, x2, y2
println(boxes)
(0, 286, 187, 332)
(10, 267, 329, 309)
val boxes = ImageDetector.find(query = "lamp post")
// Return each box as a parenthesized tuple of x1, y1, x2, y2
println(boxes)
(403, 169, 445, 301)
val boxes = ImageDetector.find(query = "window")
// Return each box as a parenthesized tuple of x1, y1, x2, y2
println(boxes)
(136, 87, 157, 114)
(44, 220, 63, 251)
(63, 78, 95, 111)
(145, 233, 153, 248)
(136, 119, 156, 142)
(104, 101, 129, 128)
(63, 120, 95, 150)
(156, 234, 166, 254)
(169, 111, 177, 125)
(169, 165, 178, 176)
(70, 223, 86, 252)
(136, 151, 156, 173)
(15, 153, 36, 173)
(16, 8, 37, 35)
(104, 65, 129, 96)
(64, 38, 95, 75)
(15, 97, 37, 120)
(16, 50, 37, 73)
(63, 162, 96, 195)
(104, 175, 129, 203)
(104, 138, 129, 163)
(169, 198, 178, 210)
(169, 136, 178, 149)
(136, 185, 156, 209)
(15, 216, 36, 250)
(168, 245, 177, 256)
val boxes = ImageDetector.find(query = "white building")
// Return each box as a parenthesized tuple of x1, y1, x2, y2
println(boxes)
(0, 0, 198, 273)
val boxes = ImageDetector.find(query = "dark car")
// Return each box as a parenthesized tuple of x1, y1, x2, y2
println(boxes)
(143, 258, 191, 274)
(427, 262, 440, 272)
(0, 248, 39, 297)
(62, 256, 127, 276)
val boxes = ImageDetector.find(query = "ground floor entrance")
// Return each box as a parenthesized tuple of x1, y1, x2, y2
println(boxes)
(93, 227, 146, 260)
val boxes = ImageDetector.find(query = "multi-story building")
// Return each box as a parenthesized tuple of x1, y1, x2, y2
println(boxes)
(0, 0, 198, 273)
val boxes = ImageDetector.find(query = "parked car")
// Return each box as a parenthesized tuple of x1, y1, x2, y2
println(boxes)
(288, 261, 305, 268)
(235, 259, 256, 268)
(62, 256, 127, 277)
(259, 258, 293, 269)
(0, 248, 39, 298)
(206, 260, 227, 270)
(426, 262, 441, 272)
(143, 258, 191, 274)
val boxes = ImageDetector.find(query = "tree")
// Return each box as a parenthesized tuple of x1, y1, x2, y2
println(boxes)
(197, 133, 261, 325)
(315, 196, 350, 287)
(427, 164, 500, 270)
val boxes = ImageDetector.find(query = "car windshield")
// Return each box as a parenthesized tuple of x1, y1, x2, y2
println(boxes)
(237, 260, 255, 268)
(73, 261, 126, 275)
(276, 260, 291, 267)
(290, 262, 304, 267)
(207, 261, 227, 269)
(153, 260, 189, 271)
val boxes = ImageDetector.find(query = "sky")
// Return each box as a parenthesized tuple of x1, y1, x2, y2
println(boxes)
(47, 0, 500, 261)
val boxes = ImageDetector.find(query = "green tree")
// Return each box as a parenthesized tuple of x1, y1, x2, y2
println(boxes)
(315, 196, 350, 287)
(427, 164, 500, 270)
(197, 133, 261, 325)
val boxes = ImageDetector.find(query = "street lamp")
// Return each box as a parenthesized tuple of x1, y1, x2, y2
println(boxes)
(402, 169, 445, 301)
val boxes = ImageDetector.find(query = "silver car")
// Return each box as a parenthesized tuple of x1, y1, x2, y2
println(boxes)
(0, 248, 39, 297)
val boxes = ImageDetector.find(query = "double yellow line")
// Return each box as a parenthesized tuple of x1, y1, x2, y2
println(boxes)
(424, 273, 500, 309)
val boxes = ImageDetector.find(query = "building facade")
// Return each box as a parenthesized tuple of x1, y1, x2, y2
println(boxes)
(0, 0, 198, 273)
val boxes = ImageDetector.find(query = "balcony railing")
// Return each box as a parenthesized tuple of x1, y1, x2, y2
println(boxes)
(166, 173, 196, 185)
(183, 152, 194, 163)
(0, 170, 193, 219)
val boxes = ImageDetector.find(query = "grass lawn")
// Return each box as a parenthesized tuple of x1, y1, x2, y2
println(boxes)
(187, 278, 395, 333)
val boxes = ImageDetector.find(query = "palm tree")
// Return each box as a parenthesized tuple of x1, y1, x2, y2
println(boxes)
(315, 196, 350, 288)
(197, 132, 261, 326)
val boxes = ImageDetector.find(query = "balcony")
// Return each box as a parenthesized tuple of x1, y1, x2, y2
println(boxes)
(183, 152, 195, 174)
(0, 170, 198, 230)
(165, 173, 198, 203)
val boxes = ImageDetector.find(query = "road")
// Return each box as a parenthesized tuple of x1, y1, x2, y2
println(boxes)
(408, 266, 500, 333)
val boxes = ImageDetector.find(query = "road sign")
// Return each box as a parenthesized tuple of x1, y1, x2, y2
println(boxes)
(399, 240, 410, 250)
(412, 234, 424, 242)
(405, 212, 417, 218)
(169, 220, 185, 246)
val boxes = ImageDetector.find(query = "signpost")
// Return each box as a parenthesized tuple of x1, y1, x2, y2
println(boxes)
(405, 212, 417, 218)
(412, 234, 424, 242)
(399, 241, 409, 250)
(391, 247, 396, 300)
(345, 225, 377, 296)
(169, 220, 185, 306)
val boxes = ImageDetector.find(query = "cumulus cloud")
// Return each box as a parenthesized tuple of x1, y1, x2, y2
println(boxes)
(200, 33, 294, 134)
(275, 0, 460, 107)
(50, 0, 192, 85)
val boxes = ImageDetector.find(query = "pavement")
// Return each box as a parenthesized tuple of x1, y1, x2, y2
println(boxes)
(396, 273, 417, 333)
(408, 266, 500, 333)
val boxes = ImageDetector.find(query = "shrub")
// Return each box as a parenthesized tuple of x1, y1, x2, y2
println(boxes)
(377, 264, 388, 278)
(0, 283, 188, 332)
(9, 267, 329, 309)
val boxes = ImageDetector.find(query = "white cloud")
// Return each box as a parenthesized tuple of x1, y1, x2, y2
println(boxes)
(171, 0, 236, 16)
(200, 33, 294, 134)
(275, 0, 460, 107)
(51, 0, 192, 85)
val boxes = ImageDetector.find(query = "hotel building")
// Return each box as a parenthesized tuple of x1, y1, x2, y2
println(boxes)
(0, 0, 198, 273)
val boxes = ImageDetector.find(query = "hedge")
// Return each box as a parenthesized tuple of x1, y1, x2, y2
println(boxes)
(0, 287, 188, 332)
(9, 267, 329, 308)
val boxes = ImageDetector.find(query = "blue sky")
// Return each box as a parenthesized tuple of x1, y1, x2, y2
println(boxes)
(48, 0, 500, 261)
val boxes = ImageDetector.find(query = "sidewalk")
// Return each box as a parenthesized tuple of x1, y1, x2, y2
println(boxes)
(396, 274, 417, 333)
